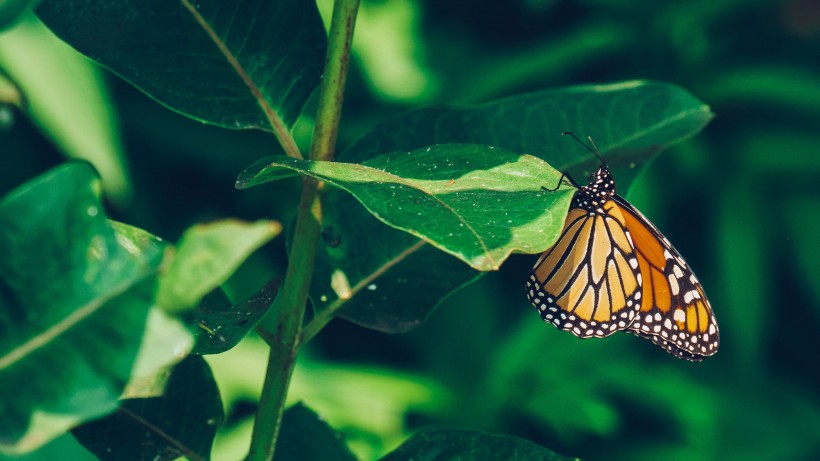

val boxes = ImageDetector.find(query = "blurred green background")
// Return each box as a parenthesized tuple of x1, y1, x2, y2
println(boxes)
(1, 0, 819, 460)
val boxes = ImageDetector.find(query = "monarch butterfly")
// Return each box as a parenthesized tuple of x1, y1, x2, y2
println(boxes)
(525, 133, 719, 361)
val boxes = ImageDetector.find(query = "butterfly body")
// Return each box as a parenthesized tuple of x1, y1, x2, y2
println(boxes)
(526, 158, 719, 362)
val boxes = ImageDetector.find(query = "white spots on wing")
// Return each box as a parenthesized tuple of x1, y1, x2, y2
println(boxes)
(668, 273, 680, 295)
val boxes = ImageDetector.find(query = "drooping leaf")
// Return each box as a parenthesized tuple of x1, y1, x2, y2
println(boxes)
(307, 81, 713, 333)
(0, 162, 193, 454)
(156, 219, 281, 313)
(0, 12, 131, 205)
(191, 278, 280, 355)
(275, 403, 357, 461)
(238, 145, 574, 271)
(380, 429, 576, 461)
(36, 0, 327, 131)
(71, 355, 223, 461)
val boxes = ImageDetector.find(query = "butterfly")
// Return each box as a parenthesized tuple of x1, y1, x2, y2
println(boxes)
(525, 133, 719, 361)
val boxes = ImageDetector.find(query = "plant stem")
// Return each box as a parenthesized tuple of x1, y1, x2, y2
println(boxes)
(247, 178, 320, 461)
(245, 1, 360, 460)
(311, 0, 360, 163)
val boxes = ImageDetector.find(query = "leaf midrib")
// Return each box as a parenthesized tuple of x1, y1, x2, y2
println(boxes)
(118, 406, 206, 461)
(283, 159, 500, 267)
(179, 0, 301, 158)
(0, 276, 149, 371)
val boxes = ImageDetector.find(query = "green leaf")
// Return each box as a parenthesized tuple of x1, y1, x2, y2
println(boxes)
(275, 403, 357, 461)
(343, 80, 713, 187)
(380, 429, 576, 461)
(156, 219, 281, 313)
(71, 355, 223, 461)
(0, 12, 131, 205)
(109, 220, 280, 354)
(0, 162, 193, 454)
(191, 278, 280, 355)
(313, 81, 713, 333)
(238, 145, 574, 271)
(36, 0, 327, 131)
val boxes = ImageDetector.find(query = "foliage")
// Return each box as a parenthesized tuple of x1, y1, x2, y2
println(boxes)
(0, 0, 818, 460)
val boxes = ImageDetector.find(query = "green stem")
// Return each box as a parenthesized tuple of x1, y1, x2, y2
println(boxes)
(245, 1, 360, 460)
(247, 178, 320, 461)
(311, 0, 360, 162)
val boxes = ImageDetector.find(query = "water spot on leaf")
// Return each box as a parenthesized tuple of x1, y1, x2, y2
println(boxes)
(331, 270, 352, 299)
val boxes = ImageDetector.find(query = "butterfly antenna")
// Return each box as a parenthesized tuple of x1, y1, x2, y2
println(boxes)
(561, 131, 609, 169)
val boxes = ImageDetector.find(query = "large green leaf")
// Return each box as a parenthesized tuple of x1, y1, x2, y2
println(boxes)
(238, 145, 574, 271)
(275, 403, 358, 461)
(0, 163, 193, 454)
(71, 355, 223, 461)
(36, 0, 327, 131)
(308, 81, 713, 333)
(343, 81, 713, 185)
(380, 429, 576, 461)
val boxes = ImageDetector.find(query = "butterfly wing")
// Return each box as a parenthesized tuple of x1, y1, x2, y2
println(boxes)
(612, 195, 720, 361)
(526, 200, 642, 338)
